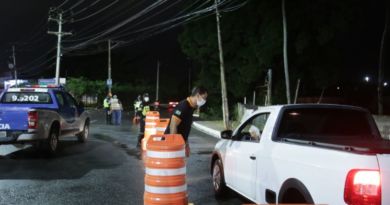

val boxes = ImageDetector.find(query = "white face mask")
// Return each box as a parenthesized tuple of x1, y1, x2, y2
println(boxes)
(197, 96, 206, 107)
(144, 97, 149, 102)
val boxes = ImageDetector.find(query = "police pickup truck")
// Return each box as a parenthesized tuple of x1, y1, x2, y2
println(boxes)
(0, 86, 89, 154)
(211, 104, 390, 205)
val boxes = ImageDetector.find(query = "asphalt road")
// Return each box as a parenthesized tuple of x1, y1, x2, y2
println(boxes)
(0, 109, 248, 205)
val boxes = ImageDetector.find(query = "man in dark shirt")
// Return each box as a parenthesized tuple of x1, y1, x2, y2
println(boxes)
(165, 86, 208, 157)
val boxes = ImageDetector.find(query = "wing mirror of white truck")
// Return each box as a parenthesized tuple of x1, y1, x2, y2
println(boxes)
(221, 130, 233, 139)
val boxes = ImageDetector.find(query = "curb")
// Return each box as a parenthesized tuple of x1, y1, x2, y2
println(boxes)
(192, 122, 220, 139)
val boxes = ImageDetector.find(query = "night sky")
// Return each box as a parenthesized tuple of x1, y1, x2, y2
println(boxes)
(0, 0, 388, 102)
(0, 0, 191, 83)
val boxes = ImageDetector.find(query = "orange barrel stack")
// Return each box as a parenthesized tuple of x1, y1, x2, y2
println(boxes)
(144, 134, 187, 205)
(156, 119, 170, 135)
(142, 111, 160, 151)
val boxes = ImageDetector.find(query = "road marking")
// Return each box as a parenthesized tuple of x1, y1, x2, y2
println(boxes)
(90, 120, 98, 124)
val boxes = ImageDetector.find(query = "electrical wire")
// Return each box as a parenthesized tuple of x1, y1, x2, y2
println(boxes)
(69, 0, 102, 17)
(65, 0, 169, 50)
(11, 0, 247, 71)
(63, 0, 246, 55)
(71, 0, 120, 23)
(106, 0, 184, 39)
(63, 0, 146, 43)
(56, 0, 70, 9)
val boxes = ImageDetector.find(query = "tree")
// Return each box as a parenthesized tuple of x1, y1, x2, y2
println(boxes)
(378, 3, 389, 115)
(179, 0, 380, 115)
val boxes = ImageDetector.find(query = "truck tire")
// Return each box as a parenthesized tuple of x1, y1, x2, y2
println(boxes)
(45, 126, 59, 154)
(212, 159, 227, 196)
(77, 121, 89, 143)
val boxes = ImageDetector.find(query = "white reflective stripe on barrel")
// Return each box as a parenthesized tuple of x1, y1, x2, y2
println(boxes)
(145, 122, 157, 126)
(156, 127, 166, 132)
(147, 150, 185, 158)
(146, 167, 186, 176)
(145, 184, 186, 194)
(145, 128, 157, 132)
(146, 116, 159, 120)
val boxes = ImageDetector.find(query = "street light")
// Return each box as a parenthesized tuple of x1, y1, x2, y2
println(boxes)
(364, 76, 370, 83)
(384, 82, 388, 87)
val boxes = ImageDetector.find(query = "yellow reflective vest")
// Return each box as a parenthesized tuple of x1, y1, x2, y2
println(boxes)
(103, 98, 110, 108)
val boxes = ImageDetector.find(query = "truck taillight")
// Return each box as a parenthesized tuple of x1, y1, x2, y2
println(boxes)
(344, 169, 381, 205)
(28, 111, 38, 129)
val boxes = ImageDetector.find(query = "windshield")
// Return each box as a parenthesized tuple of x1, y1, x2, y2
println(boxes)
(1, 92, 52, 104)
(277, 107, 381, 141)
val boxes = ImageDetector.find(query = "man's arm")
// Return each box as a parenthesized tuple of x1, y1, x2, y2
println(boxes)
(169, 116, 181, 134)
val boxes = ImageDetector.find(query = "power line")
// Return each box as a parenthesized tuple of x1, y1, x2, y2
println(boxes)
(56, 0, 70, 9)
(63, 0, 135, 43)
(63, 0, 246, 55)
(65, 0, 169, 50)
(71, 0, 120, 23)
(68, 0, 103, 17)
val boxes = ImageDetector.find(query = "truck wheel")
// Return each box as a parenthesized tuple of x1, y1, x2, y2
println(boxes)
(46, 127, 59, 154)
(213, 159, 227, 196)
(77, 122, 89, 143)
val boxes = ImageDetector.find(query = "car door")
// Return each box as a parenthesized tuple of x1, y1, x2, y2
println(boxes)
(63, 92, 80, 130)
(225, 112, 270, 200)
(55, 91, 76, 132)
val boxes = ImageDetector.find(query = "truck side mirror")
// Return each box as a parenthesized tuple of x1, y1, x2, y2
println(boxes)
(221, 130, 233, 139)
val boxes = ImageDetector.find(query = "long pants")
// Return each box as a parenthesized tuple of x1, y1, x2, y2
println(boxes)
(111, 110, 122, 125)
(105, 108, 111, 124)
(137, 118, 145, 145)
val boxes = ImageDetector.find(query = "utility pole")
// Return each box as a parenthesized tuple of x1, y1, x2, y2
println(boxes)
(266, 69, 272, 105)
(282, 0, 291, 104)
(7, 45, 18, 87)
(215, 0, 230, 130)
(108, 39, 112, 94)
(12, 46, 17, 86)
(378, 4, 389, 115)
(48, 9, 72, 85)
(156, 61, 160, 102)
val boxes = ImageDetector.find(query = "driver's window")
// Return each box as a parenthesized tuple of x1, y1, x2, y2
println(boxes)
(238, 113, 270, 142)
(55, 93, 65, 108)
(64, 93, 77, 108)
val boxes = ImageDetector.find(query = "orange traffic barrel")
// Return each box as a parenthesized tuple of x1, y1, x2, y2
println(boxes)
(142, 111, 160, 151)
(144, 134, 187, 205)
(156, 118, 170, 135)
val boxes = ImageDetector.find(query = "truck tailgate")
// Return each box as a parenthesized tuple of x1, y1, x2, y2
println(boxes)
(0, 107, 29, 130)
(377, 154, 390, 205)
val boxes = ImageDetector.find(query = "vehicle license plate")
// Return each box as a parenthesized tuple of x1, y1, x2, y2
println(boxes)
(0, 131, 7, 138)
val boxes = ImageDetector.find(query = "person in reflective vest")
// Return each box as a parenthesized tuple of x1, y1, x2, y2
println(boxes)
(133, 94, 142, 124)
(137, 93, 152, 146)
(110, 95, 123, 125)
(103, 93, 112, 124)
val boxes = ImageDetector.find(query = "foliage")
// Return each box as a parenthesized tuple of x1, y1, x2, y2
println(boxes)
(179, 0, 377, 110)
(66, 77, 154, 109)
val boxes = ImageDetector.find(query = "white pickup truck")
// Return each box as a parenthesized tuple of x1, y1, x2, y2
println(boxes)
(211, 104, 390, 205)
